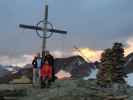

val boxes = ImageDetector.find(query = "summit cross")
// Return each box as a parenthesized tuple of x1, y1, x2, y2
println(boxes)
(19, 0, 67, 57)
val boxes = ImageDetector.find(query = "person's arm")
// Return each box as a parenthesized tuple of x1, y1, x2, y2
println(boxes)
(50, 55, 54, 66)
(52, 56, 54, 65)
(40, 62, 44, 69)
(32, 57, 37, 67)
(41, 58, 44, 68)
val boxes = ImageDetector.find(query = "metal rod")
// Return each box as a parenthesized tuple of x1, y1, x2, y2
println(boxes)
(19, 24, 67, 34)
(48, 29, 67, 34)
(45, 5, 48, 21)
(19, 24, 42, 30)
(42, 4, 49, 56)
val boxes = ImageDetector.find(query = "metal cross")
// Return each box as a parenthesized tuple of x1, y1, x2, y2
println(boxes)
(19, 1, 67, 57)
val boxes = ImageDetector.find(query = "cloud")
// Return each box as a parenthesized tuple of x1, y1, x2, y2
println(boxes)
(51, 50, 76, 58)
(74, 36, 133, 62)
(73, 48, 102, 62)
(0, 35, 133, 67)
(0, 50, 76, 67)
(125, 37, 133, 56)
(0, 0, 133, 56)
(0, 55, 33, 67)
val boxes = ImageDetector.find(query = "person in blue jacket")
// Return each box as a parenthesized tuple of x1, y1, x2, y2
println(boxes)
(32, 53, 42, 87)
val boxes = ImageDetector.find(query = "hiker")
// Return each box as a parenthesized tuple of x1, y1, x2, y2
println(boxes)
(32, 53, 42, 87)
(44, 51, 55, 82)
(40, 60, 52, 88)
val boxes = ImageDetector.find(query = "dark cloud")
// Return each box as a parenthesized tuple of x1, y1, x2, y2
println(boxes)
(0, 0, 133, 56)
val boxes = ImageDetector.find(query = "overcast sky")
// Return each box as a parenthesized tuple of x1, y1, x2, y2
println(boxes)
(0, 0, 133, 58)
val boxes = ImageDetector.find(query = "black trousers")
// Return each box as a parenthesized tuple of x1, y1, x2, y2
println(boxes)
(40, 76, 51, 88)
(51, 66, 56, 82)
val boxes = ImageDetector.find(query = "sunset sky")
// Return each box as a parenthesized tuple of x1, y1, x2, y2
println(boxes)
(0, 0, 133, 66)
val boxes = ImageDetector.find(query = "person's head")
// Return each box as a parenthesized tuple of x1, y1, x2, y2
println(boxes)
(45, 50, 50, 56)
(37, 53, 40, 57)
(44, 60, 49, 64)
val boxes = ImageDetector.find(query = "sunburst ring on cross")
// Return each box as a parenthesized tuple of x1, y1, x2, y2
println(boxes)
(36, 20, 54, 39)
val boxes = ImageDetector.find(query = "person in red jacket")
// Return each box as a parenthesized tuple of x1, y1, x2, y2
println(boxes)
(40, 60, 52, 88)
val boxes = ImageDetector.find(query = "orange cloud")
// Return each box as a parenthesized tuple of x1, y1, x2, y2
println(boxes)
(125, 37, 133, 56)
(1, 37, 132, 67)
(73, 48, 102, 62)
(74, 37, 133, 62)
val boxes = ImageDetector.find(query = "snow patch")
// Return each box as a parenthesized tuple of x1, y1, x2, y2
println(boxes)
(55, 70, 72, 79)
(83, 69, 98, 80)
(125, 73, 133, 86)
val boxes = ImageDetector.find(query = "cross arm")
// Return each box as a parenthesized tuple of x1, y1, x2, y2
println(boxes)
(48, 29, 67, 34)
(19, 24, 67, 34)
(19, 24, 42, 31)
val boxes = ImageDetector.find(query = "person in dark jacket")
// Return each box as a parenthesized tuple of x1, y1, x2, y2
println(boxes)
(44, 51, 55, 82)
(32, 53, 42, 87)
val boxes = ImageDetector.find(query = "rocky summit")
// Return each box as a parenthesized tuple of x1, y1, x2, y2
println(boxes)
(1, 79, 133, 100)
